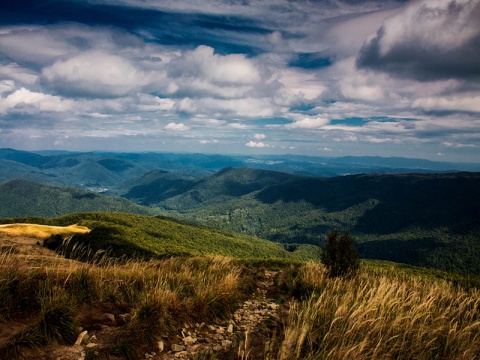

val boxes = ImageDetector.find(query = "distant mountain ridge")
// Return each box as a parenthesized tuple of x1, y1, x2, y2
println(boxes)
(1, 148, 479, 193)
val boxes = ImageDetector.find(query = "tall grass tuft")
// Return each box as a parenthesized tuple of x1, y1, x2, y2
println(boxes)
(278, 263, 480, 360)
(1, 246, 253, 359)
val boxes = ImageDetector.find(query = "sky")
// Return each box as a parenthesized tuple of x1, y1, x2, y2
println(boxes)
(0, 0, 479, 162)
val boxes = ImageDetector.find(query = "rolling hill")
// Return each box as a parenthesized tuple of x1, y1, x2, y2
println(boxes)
(0, 212, 316, 261)
(0, 179, 158, 218)
(2, 148, 480, 273)
(123, 167, 295, 211)
(151, 171, 480, 273)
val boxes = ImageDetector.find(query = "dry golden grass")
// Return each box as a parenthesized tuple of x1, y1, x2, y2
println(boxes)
(0, 223, 90, 239)
(278, 263, 480, 360)
(0, 223, 90, 269)
(0, 246, 251, 359)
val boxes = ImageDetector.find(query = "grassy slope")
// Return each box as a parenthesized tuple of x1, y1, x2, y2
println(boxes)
(0, 212, 316, 261)
(277, 262, 480, 360)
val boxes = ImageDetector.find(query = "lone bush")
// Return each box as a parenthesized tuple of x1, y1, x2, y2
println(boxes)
(321, 230, 359, 278)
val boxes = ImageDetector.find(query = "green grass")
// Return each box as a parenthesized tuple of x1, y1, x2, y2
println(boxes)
(2, 212, 318, 261)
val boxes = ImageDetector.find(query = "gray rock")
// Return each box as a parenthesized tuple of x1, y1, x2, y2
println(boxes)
(172, 344, 185, 352)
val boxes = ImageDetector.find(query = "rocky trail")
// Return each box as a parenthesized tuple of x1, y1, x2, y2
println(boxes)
(35, 270, 283, 360)
(155, 270, 281, 360)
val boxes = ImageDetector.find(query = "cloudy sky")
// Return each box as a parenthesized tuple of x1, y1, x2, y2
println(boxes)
(0, 0, 479, 161)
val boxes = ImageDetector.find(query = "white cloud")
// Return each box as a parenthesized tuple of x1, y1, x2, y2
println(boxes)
(229, 123, 252, 130)
(443, 142, 476, 148)
(169, 45, 261, 85)
(246, 141, 270, 148)
(0, 26, 74, 65)
(193, 118, 227, 126)
(0, 63, 38, 85)
(412, 95, 480, 113)
(254, 133, 266, 140)
(164, 122, 190, 131)
(286, 116, 330, 129)
(200, 139, 219, 144)
(162, 45, 280, 102)
(276, 69, 326, 103)
(88, 112, 112, 118)
(135, 94, 176, 112)
(0, 87, 74, 114)
(41, 50, 148, 98)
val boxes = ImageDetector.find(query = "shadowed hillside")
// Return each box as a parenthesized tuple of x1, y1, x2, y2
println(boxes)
(164, 171, 480, 273)
(156, 167, 296, 210)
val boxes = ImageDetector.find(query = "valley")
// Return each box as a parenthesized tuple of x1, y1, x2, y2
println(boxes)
(0, 148, 479, 274)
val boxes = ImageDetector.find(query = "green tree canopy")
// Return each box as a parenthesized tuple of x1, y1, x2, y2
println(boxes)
(321, 230, 360, 278)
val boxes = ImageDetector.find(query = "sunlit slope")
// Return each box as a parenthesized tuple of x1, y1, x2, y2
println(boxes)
(1, 212, 317, 260)
(0, 223, 90, 239)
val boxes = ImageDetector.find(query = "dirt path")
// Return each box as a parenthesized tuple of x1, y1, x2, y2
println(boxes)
(155, 270, 282, 359)
(50, 270, 283, 360)
(2, 247, 284, 360)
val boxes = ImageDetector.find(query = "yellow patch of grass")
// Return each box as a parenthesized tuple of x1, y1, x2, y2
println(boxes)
(0, 223, 90, 239)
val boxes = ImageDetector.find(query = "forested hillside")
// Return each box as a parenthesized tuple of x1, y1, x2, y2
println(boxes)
(161, 172, 480, 273)
(133, 167, 296, 210)
(0, 179, 157, 218)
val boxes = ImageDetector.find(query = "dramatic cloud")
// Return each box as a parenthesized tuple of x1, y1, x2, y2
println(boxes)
(356, 0, 480, 81)
(0, 0, 478, 161)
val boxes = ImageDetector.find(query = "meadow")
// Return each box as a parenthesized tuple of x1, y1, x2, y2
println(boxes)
(1, 217, 480, 359)
(277, 263, 480, 359)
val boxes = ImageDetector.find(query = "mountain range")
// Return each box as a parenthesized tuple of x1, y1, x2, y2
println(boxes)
(2, 148, 480, 192)
(1, 148, 480, 273)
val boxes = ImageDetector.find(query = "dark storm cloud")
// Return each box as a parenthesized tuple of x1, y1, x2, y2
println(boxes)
(0, 0, 267, 55)
(356, 0, 480, 81)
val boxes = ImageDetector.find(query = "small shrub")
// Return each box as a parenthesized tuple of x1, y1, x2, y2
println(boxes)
(321, 230, 359, 278)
